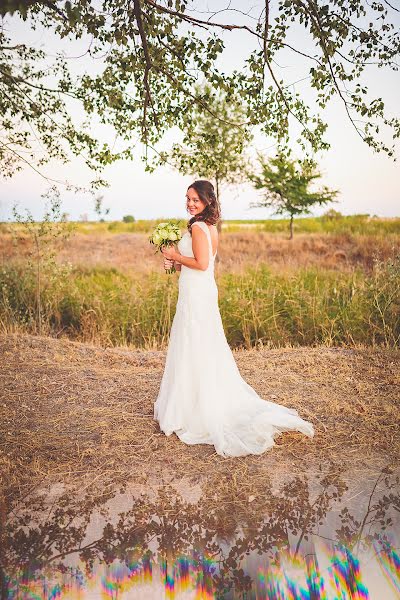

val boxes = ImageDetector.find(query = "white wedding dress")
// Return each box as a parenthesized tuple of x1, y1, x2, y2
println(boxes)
(154, 221, 314, 457)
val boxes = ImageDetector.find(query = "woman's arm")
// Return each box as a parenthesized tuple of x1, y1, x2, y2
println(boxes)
(161, 225, 209, 271)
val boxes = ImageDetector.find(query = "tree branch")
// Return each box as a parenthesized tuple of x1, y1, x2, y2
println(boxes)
(0, 66, 79, 99)
(264, 0, 270, 55)
(144, 0, 323, 65)
(382, 0, 399, 11)
(38, 0, 67, 21)
(151, 63, 249, 132)
(302, 0, 366, 142)
(144, 0, 258, 34)
(0, 139, 66, 184)
(133, 0, 160, 139)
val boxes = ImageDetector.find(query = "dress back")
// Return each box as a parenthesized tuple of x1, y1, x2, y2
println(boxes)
(177, 221, 217, 286)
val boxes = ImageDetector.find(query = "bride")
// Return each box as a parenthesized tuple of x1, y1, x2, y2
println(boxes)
(154, 180, 314, 457)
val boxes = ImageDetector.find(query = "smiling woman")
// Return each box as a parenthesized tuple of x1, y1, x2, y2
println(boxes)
(186, 180, 221, 230)
(154, 179, 315, 458)
(186, 186, 206, 216)
(162, 180, 220, 272)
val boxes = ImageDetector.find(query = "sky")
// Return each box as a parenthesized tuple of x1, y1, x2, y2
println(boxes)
(0, 1, 399, 222)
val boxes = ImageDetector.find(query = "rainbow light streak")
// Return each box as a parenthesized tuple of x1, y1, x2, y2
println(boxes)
(280, 548, 313, 600)
(256, 542, 370, 600)
(159, 557, 176, 599)
(373, 537, 400, 595)
(165, 573, 175, 599)
(158, 553, 217, 599)
(142, 555, 153, 584)
(175, 556, 190, 592)
(5, 538, 399, 599)
(48, 584, 62, 599)
(194, 554, 216, 600)
(256, 551, 312, 600)
(101, 575, 120, 599)
(160, 557, 167, 582)
(100, 559, 154, 599)
(305, 554, 327, 600)
(5, 568, 88, 600)
(257, 564, 287, 599)
(10, 585, 43, 600)
(327, 543, 369, 600)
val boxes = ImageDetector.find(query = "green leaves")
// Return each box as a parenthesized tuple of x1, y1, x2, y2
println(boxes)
(1, 0, 399, 188)
(248, 152, 339, 235)
(152, 83, 253, 196)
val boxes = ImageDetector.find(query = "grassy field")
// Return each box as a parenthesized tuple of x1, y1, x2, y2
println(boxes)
(1, 217, 399, 349)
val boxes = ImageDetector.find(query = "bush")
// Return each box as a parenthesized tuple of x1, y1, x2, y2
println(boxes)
(321, 209, 343, 220)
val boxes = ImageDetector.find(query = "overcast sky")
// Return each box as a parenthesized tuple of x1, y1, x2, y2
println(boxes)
(1, 1, 399, 222)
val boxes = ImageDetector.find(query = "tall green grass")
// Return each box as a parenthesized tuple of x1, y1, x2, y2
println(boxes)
(1, 257, 399, 348)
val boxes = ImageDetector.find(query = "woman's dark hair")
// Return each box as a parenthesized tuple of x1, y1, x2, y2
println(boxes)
(187, 180, 221, 234)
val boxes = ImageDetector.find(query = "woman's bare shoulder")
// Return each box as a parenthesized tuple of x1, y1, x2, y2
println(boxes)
(192, 221, 218, 241)
(209, 223, 218, 237)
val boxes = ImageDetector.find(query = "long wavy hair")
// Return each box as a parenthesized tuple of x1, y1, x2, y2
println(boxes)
(187, 180, 221, 234)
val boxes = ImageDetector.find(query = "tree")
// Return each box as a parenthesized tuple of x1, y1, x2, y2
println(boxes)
(123, 215, 135, 223)
(94, 195, 110, 220)
(249, 152, 338, 239)
(10, 186, 76, 335)
(1, 1, 399, 188)
(155, 84, 253, 230)
(322, 208, 343, 221)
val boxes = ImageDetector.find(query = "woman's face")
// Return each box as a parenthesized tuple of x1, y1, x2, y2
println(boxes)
(186, 187, 207, 216)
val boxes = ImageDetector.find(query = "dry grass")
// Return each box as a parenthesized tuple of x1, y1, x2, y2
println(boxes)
(1, 230, 399, 275)
(1, 333, 399, 503)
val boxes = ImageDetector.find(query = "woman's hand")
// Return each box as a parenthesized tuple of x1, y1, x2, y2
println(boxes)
(161, 244, 178, 260)
(163, 257, 174, 271)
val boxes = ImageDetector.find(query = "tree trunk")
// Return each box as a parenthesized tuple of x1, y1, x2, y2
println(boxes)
(289, 215, 294, 240)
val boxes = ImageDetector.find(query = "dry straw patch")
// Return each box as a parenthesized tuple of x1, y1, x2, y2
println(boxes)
(1, 333, 399, 502)
(2, 230, 399, 274)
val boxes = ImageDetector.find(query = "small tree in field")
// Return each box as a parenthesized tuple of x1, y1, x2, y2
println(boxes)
(94, 195, 110, 221)
(248, 153, 338, 240)
(154, 84, 253, 232)
(322, 208, 343, 221)
(11, 187, 76, 335)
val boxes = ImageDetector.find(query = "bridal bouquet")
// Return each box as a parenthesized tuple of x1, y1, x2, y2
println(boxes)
(149, 222, 182, 274)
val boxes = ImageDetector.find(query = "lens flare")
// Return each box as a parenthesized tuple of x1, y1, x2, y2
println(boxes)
(5, 538, 399, 598)
(373, 537, 400, 595)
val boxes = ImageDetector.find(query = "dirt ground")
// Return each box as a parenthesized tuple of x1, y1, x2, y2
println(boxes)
(1, 333, 399, 504)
